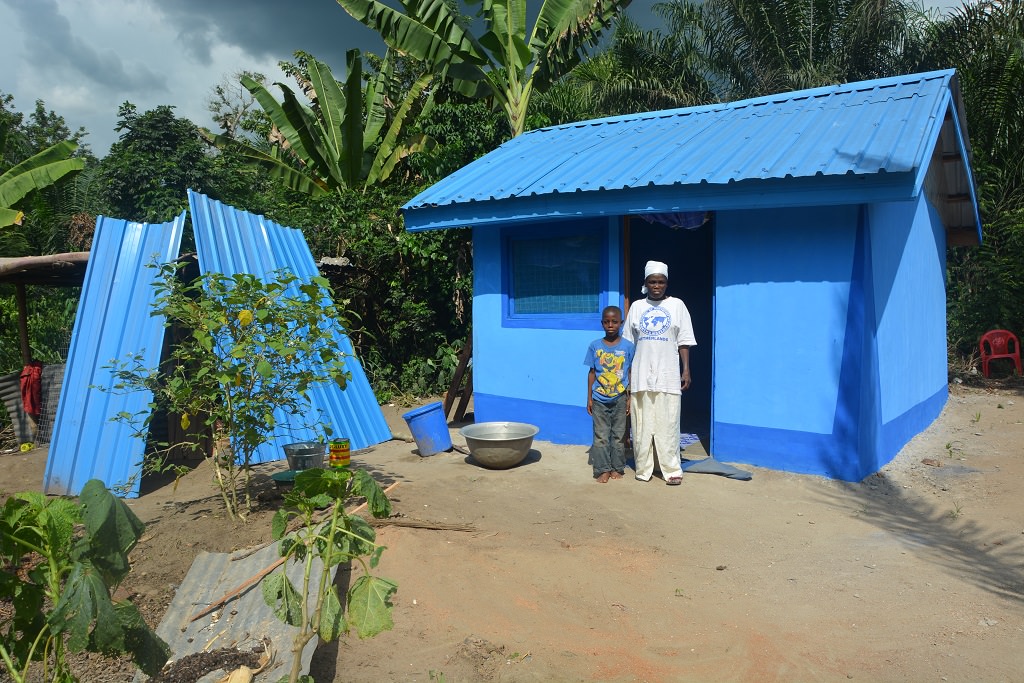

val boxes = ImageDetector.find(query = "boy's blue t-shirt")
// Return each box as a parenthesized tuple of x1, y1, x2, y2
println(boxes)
(583, 336, 635, 403)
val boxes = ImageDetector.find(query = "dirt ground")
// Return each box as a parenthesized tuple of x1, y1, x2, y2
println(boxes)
(2, 379, 1023, 683)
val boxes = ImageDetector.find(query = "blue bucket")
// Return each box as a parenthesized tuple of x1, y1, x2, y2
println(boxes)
(402, 401, 452, 456)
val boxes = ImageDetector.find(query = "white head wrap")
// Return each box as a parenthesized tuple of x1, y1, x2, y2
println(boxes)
(641, 260, 668, 295)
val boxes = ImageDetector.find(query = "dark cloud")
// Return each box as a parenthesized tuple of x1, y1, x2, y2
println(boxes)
(151, 0, 663, 72)
(153, 0, 383, 70)
(3, 0, 166, 93)
(0, 0, 669, 154)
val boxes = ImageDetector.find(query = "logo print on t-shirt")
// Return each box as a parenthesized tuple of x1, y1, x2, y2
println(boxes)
(639, 306, 671, 336)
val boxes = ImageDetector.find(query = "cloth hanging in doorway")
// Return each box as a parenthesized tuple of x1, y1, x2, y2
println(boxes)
(637, 212, 708, 230)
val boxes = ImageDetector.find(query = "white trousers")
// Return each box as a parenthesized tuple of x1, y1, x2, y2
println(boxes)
(631, 391, 682, 481)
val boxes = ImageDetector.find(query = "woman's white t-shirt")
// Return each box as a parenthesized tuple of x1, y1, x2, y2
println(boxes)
(622, 296, 697, 394)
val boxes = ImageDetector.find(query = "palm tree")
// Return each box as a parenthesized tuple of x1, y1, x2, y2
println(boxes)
(333, 0, 633, 136)
(919, 0, 1024, 352)
(532, 8, 720, 126)
(701, 0, 930, 98)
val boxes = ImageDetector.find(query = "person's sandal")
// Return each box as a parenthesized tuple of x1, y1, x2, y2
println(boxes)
(666, 476, 682, 486)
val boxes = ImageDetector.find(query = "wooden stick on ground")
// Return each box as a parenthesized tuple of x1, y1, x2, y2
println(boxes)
(368, 518, 477, 532)
(190, 481, 400, 624)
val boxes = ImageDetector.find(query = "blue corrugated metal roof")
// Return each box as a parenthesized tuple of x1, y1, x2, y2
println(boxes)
(403, 69, 980, 240)
(188, 191, 392, 463)
(45, 213, 186, 496)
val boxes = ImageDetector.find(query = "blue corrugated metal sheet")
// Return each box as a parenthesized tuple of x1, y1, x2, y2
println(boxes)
(403, 69, 979, 235)
(187, 190, 392, 463)
(44, 214, 186, 496)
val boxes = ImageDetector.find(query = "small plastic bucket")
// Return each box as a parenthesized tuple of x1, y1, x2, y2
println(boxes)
(401, 401, 452, 456)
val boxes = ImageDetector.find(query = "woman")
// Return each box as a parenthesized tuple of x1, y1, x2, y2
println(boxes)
(622, 260, 696, 485)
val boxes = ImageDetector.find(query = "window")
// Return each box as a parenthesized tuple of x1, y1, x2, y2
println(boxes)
(510, 235, 601, 314)
(502, 220, 611, 329)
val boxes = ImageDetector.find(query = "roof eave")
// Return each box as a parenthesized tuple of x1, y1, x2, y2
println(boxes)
(402, 173, 920, 232)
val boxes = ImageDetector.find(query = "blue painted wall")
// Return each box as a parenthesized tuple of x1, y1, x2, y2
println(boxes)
(473, 217, 623, 444)
(712, 197, 947, 480)
(472, 197, 948, 480)
(870, 195, 948, 469)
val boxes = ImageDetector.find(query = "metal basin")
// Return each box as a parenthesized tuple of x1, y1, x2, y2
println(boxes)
(282, 442, 327, 470)
(459, 422, 539, 469)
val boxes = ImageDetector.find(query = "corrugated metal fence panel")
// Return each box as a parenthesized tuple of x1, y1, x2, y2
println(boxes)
(187, 190, 391, 462)
(403, 69, 956, 220)
(44, 213, 186, 497)
(0, 371, 32, 444)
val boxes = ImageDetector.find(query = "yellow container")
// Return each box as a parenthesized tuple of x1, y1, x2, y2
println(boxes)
(329, 439, 350, 469)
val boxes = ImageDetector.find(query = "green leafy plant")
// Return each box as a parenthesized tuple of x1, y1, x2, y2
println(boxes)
(265, 467, 396, 683)
(333, 0, 632, 137)
(0, 139, 84, 229)
(0, 479, 169, 682)
(108, 264, 352, 519)
(971, 411, 982, 423)
(210, 49, 435, 195)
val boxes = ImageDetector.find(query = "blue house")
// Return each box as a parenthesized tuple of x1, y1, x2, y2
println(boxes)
(402, 69, 981, 481)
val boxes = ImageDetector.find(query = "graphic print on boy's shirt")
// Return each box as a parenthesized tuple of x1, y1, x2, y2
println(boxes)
(594, 347, 628, 398)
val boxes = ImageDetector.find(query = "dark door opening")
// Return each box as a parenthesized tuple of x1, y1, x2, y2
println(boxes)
(625, 216, 714, 444)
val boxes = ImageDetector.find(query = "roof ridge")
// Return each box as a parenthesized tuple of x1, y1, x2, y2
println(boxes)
(526, 69, 957, 135)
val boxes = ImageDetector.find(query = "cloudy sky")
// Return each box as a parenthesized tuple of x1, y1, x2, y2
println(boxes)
(1, 0, 960, 156)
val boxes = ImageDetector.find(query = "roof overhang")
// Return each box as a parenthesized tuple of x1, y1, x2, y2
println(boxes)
(918, 85, 982, 246)
(403, 172, 922, 232)
(0, 252, 89, 287)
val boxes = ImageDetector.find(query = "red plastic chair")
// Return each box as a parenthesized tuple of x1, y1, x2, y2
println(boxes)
(979, 329, 1022, 378)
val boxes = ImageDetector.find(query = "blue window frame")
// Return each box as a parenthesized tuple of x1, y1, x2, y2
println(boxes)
(502, 220, 610, 329)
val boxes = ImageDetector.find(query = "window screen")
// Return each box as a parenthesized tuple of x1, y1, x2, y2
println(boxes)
(510, 234, 601, 314)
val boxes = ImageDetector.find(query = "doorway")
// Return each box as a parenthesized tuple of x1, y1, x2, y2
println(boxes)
(625, 215, 714, 443)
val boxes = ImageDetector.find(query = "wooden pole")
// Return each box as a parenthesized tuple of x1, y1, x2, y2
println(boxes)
(623, 217, 632, 314)
(443, 337, 473, 418)
(15, 284, 31, 366)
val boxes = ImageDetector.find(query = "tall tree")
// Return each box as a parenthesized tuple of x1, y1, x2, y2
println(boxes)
(533, 6, 720, 125)
(333, 0, 633, 136)
(206, 71, 269, 142)
(920, 0, 1024, 355)
(701, 0, 931, 98)
(0, 95, 97, 255)
(97, 104, 223, 223)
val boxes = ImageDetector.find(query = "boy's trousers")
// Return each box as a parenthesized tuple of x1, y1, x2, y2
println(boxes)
(590, 395, 627, 477)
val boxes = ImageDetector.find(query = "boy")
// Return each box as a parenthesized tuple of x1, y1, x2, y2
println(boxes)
(584, 305, 635, 483)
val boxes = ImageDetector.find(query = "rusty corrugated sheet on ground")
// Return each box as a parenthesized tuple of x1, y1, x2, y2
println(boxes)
(188, 190, 392, 464)
(134, 543, 330, 683)
(44, 213, 186, 497)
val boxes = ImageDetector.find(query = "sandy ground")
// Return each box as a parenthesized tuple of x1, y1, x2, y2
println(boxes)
(2, 380, 1023, 683)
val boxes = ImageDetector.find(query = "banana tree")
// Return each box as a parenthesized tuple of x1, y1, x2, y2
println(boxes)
(0, 140, 84, 228)
(210, 49, 434, 195)
(334, 0, 633, 137)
